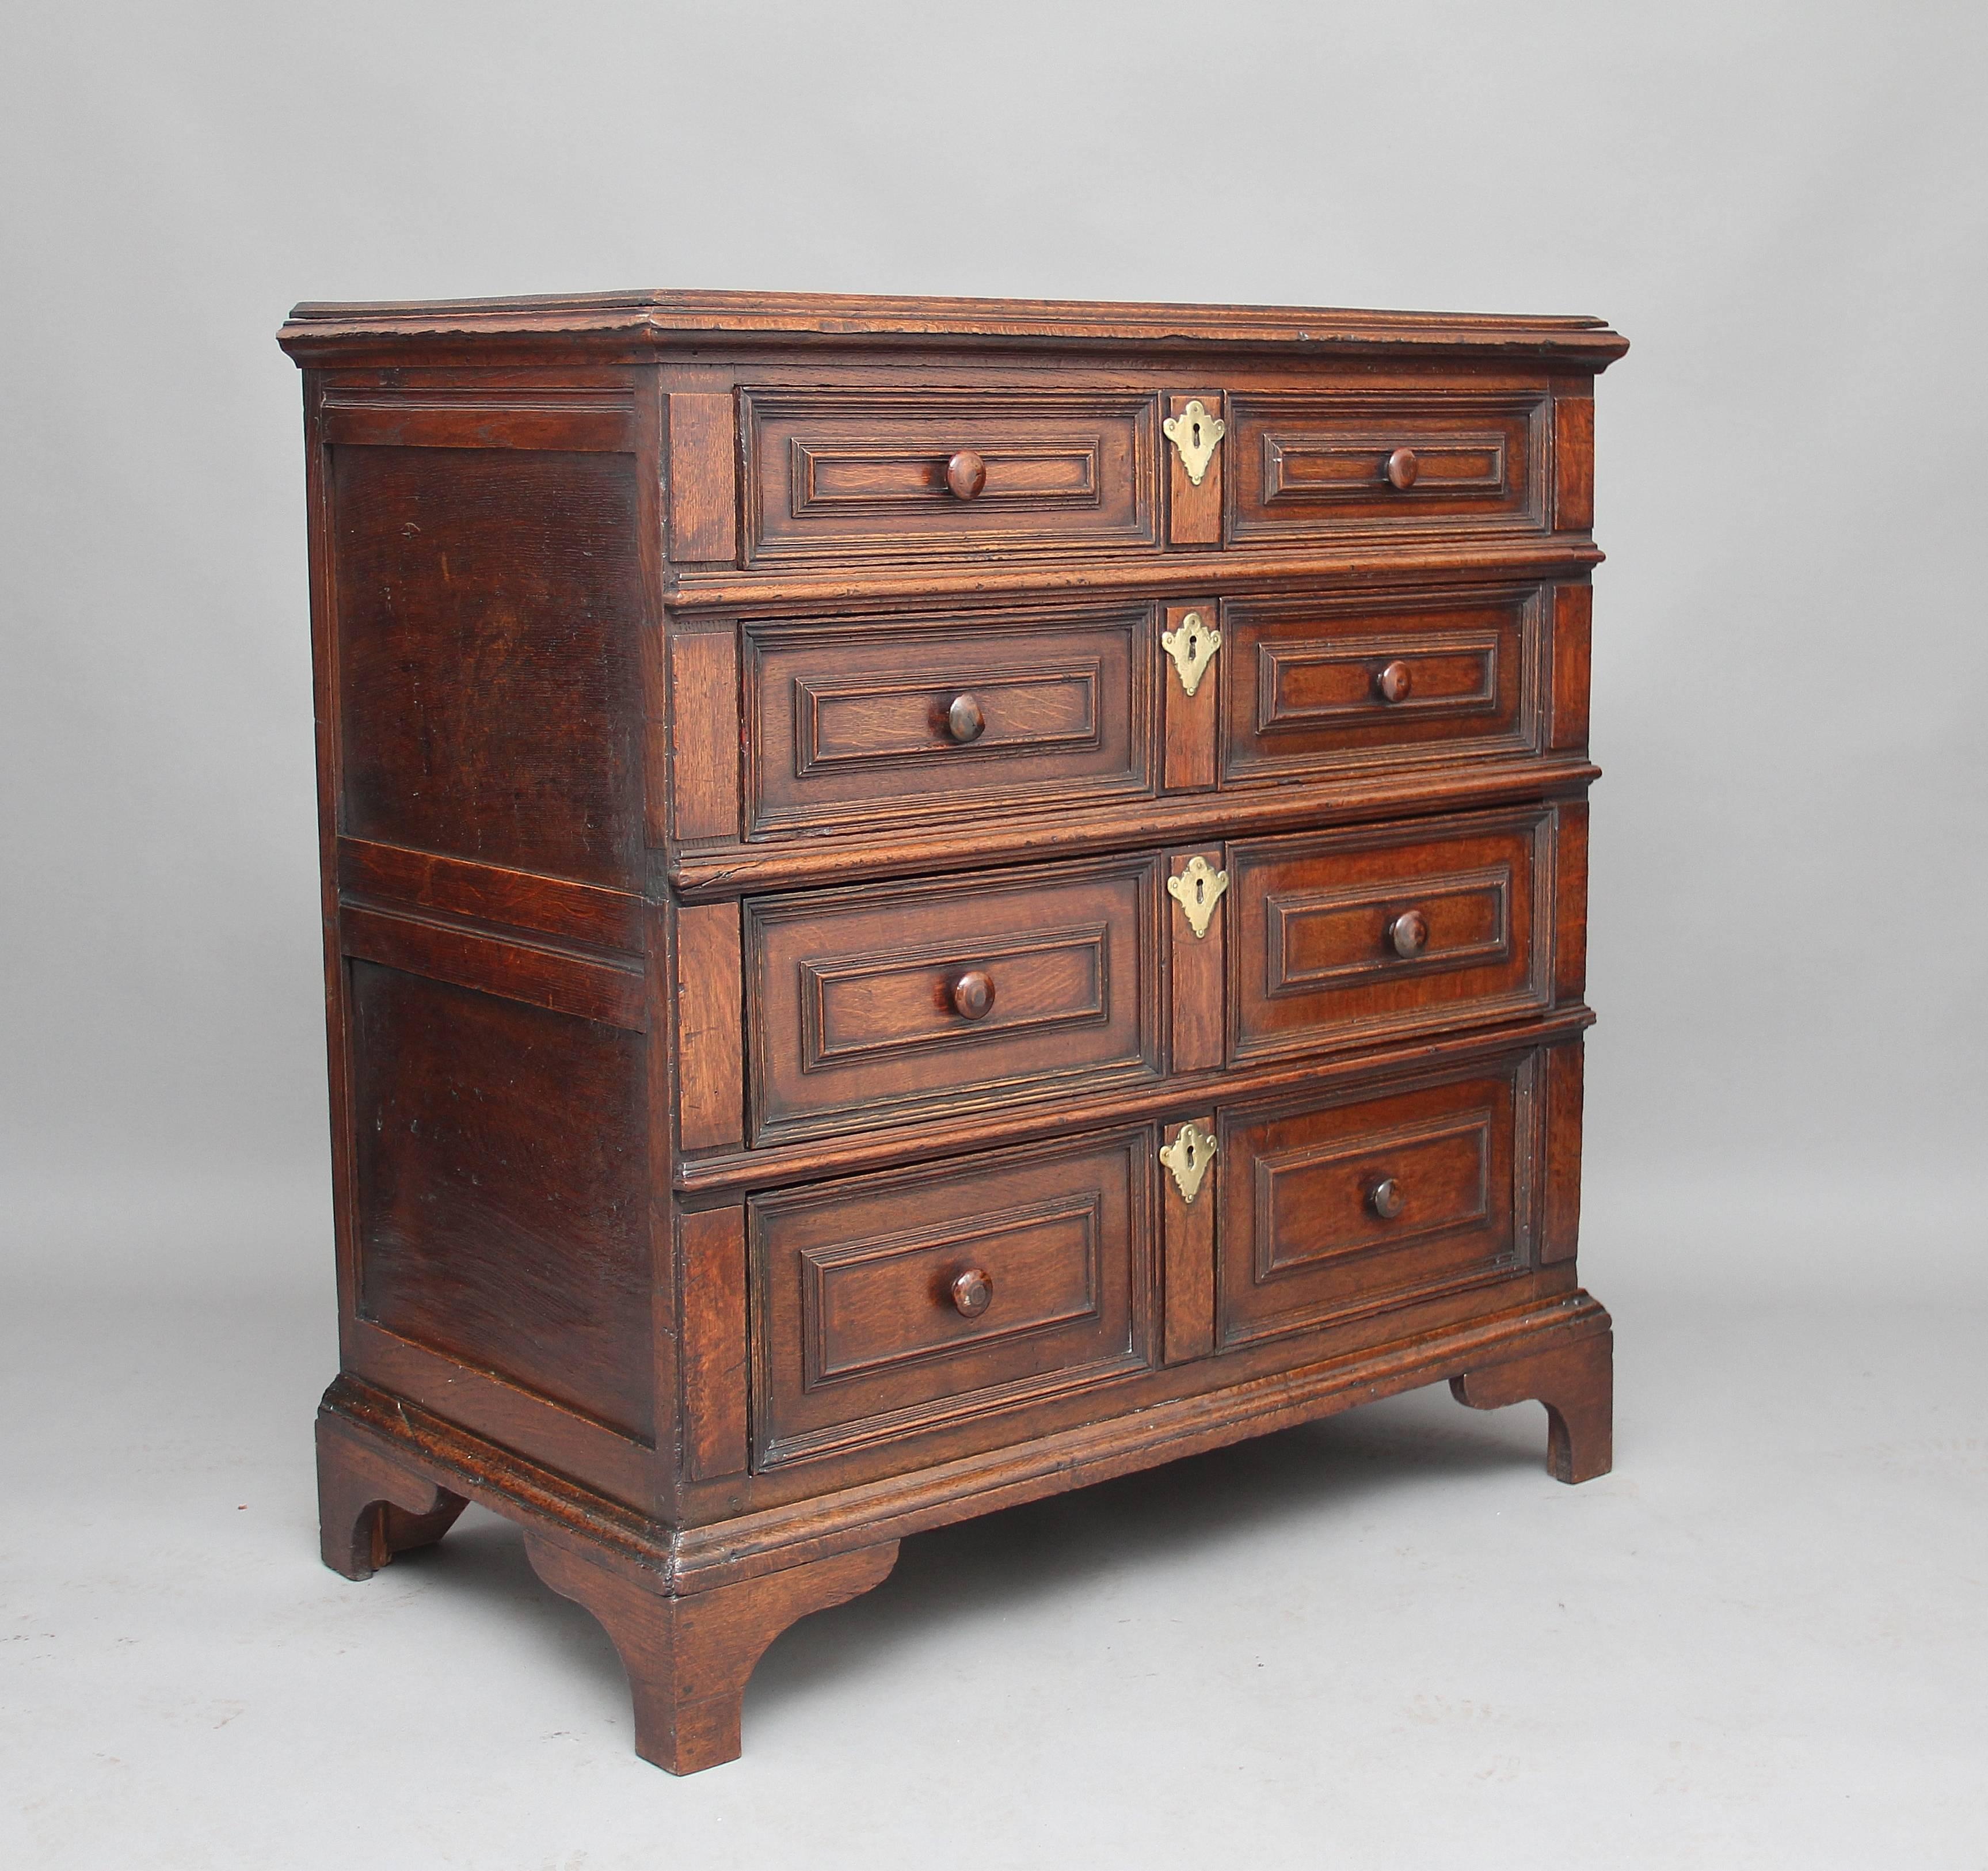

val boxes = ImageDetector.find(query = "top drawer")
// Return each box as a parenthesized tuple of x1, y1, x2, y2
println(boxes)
(742, 387, 1160, 567)
(1227, 389, 1550, 547)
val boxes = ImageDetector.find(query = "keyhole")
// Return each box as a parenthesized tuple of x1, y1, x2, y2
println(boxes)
(1185, 628, 1201, 660)
(1193, 875, 1207, 908)
(1190, 419, 1203, 448)
(1181, 1136, 1199, 1171)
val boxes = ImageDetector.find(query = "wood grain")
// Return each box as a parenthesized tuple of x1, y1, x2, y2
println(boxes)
(1160, 601, 1220, 793)
(667, 393, 739, 564)
(1166, 391, 1225, 545)
(679, 1205, 749, 1480)
(675, 901, 744, 1152)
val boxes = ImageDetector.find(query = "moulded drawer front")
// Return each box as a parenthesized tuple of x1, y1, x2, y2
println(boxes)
(1222, 586, 1544, 785)
(1227, 390, 1548, 545)
(1217, 1055, 1536, 1349)
(742, 386, 1160, 565)
(1230, 807, 1555, 1063)
(752, 1128, 1154, 1466)
(746, 607, 1156, 835)
(745, 854, 1164, 1143)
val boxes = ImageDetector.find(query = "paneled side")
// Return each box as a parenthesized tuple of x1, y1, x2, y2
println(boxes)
(349, 963, 653, 1442)
(331, 446, 644, 887)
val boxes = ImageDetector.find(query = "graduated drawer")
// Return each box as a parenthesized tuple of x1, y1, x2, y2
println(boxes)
(744, 605, 1156, 836)
(1214, 1052, 1537, 1349)
(1221, 585, 1544, 786)
(1227, 388, 1549, 546)
(1229, 805, 1555, 1064)
(751, 1128, 1154, 1467)
(742, 386, 1160, 566)
(744, 853, 1164, 1144)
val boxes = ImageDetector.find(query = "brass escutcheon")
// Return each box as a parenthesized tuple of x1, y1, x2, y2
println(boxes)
(1161, 611, 1221, 698)
(1163, 398, 1225, 486)
(1160, 1121, 1217, 1205)
(1167, 854, 1229, 940)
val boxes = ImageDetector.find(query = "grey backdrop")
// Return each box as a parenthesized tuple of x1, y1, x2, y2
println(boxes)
(4, 3, 1985, 1864)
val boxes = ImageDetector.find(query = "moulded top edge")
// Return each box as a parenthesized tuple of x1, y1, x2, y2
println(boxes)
(276, 288, 1629, 365)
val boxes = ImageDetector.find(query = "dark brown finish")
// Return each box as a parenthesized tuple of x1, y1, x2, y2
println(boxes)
(669, 629, 742, 842)
(1218, 584, 1546, 791)
(330, 444, 645, 888)
(1161, 1114, 1218, 1363)
(522, 1528, 900, 1774)
(1228, 389, 1549, 547)
(948, 968, 996, 1021)
(1229, 806, 1555, 1064)
(944, 449, 988, 500)
(1216, 1049, 1542, 1350)
(742, 386, 1159, 566)
(749, 1130, 1153, 1467)
(1160, 600, 1220, 793)
(675, 900, 744, 1152)
(666, 393, 740, 564)
(680, 1205, 750, 1479)
(349, 964, 654, 1441)
(287, 288, 1621, 1773)
(950, 1268, 994, 1318)
(317, 1413, 469, 1579)
(1451, 1326, 1613, 1483)
(1167, 846, 1227, 1074)
(743, 603, 1155, 838)
(1166, 391, 1225, 546)
(744, 852, 1163, 1144)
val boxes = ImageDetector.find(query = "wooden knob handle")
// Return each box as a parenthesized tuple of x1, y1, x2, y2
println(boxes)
(1387, 910, 1429, 957)
(1368, 1178, 1406, 1220)
(1385, 447, 1419, 490)
(950, 1268, 994, 1317)
(945, 693, 986, 743)
(945, 450, 988, 500)
(1374, 660, 1412, 703)
(949, 969, 996, 1020)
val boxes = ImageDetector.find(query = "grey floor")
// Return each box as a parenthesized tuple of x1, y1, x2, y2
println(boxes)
(5, 1174, 1985, 1870)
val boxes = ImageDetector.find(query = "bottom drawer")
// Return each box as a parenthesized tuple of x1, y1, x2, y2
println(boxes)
(752, 1128, 1155, 1467)
(1215, 1051, 1541, 1350)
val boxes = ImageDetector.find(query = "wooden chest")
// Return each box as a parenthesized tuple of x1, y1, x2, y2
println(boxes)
(281, 290, 1627, 1773)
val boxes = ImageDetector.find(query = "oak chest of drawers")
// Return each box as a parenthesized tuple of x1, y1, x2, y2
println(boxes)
(281, 290, 1627, 1773)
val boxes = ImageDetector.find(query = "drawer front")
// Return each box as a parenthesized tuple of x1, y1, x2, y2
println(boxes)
(752, 1128, 1154, 1466)
(1222, 585, 1543, 785)
(742, 387, 1159, 565)
(1217, 1054, 1537, 1349)
(1229, 807, 1554, 1064)
(1227, 390, 1548, 546)
(746, 854, 1164, 1143)
(745, 606, 1156, 836)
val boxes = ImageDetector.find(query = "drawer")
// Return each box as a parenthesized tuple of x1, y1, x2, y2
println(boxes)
(1227, 389, 1548, 546)
(751, 1128, 1154, 1466)
(741, 386, 1160, 565)
(1221, 585, 1543, 786)
(1229, 807, 1555, 1064)
(744, 605, 1156, 836)
(745, 853, 1164, 1143)
(1216, 1052, 1538, 1349)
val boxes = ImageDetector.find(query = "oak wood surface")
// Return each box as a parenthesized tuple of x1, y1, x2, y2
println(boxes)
(290, 287, 1620, 1773)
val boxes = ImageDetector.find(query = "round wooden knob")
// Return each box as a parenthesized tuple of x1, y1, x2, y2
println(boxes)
(950, 1268, 994, 1317)
(945, 693, 986, 743)
(1374, 660, 1413, 703)
(945, 450, 988, 500)
(1387, 910, 1429, 957)
(949, 969, 996, 1020)
(1368, 1178, 1406, 1220)
(1385, 447, 1419, 490)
